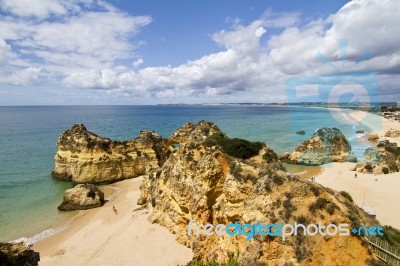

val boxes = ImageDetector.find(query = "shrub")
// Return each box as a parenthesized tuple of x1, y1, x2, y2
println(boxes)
(309, 185, 320, 197)
(382, 167, 389, 174)
(185, 252, 240, 266)
(385, 146, 400, 156)
(272, 174, 284, 186)
(340, 191, 354, 202)
(364, 163, 373, 171)
(206, 133, 264, 159)
(326, 203, 338, 215)
(379, 225, 400, 248)
(263, 149, 278, 163)
(203, 138, 218, 147)
(309, 197, 329, 213)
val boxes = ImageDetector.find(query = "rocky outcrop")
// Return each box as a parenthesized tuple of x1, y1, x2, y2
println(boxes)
(168, 120, 224, 144)
(362, 147, 382, 163)
(0, 242, 40, 266)
(355, 129, 365, 134)
(52, 124, 172, 183)
(296, 129, 306, 135)
(288, 128, 357, 165)
(368, 133, 379, 141)
(385, 128, 400, 138)
(139, 123, 375, 265)
(355, 140, 400, 174)
(58, 184, 105, 211)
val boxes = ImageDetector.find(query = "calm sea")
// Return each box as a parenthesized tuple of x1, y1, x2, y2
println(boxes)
(0, 105, 380, 242)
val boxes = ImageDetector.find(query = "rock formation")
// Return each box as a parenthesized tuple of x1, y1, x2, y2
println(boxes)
(296, 129, 306, 135)
(0, 242, 40, 266)
(58, 184, 105, 211)
(52, 124, 172, 183)
(385, 128, 400, 138)
(138, 122, 376, 265)
(288, 128, 357, 165)
(168, 120, 224, 144)
(355, 140, 400, 174)
(367, 133, 379, 141)
(355, 129, 365, 134)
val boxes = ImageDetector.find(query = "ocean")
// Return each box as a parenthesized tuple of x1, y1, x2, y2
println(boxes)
(0, 105, 381, 242)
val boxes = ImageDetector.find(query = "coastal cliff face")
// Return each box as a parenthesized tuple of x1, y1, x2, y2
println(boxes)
(288, 128, 357, 165)
(138, 123, 375, 265)
(52, 124, 171, 183)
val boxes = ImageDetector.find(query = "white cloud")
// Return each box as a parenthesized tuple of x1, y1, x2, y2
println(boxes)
(0, 38, 11, 65)
(1, 67, 41, 85)
(1, 0, 399, 103)
(0, 0, 151, 87)
(133, 58, 144, 68)
(0, 0, 81, 19)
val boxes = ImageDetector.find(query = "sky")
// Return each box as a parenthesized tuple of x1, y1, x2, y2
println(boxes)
(0, 0, 399, 105)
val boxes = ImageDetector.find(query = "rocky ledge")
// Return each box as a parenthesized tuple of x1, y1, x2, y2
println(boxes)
(51, 123, 172, 183)
(0, 242, 40, 266)
(354, 140, 400, 174)
(58, 184, 105, 211)
(385, 128, 400, 138)
(138, 122, 377, 265)
(287, 127, 357, 165)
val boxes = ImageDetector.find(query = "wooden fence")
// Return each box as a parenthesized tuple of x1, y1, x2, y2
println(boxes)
(366, 236, 400, 266)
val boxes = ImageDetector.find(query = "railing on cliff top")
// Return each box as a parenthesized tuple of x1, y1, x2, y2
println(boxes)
(366, 236, 400, 266)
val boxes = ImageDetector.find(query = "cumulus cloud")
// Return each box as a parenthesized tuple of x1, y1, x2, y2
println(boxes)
(0, 38, 12, 65)
(1, 67, 41, 85)
(0, 0, 151, 87)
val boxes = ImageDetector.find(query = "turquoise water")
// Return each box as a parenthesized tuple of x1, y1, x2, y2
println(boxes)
(0, 105, 380, 242)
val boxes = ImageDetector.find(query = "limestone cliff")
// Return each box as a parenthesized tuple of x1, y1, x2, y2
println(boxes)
(138, 123, 376, 265)
(52, 124, 171, 183)
(288, 128, 357, 165)
(168, 120, 224, 144)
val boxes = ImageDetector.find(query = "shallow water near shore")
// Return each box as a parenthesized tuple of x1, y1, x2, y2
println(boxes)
(0, 105, 380, 242)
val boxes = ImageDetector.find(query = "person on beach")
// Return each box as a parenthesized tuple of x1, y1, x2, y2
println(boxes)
(355, 173, 357, 178)
(113, 205, 118, 215)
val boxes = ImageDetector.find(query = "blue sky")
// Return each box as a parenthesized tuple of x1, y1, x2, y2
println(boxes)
(0, 0, 399, 105)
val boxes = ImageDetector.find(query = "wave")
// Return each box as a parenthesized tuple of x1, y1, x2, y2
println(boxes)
(11, 224, 67, 245)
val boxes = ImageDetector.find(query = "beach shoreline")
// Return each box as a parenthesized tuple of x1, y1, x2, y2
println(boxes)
(33, 177, 193, 266)
(314, 109, 400, 229)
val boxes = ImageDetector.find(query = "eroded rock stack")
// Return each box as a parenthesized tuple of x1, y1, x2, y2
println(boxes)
(52, 124, 172, 183)
(288, 127, 357, 165)
(58, 184, 105, 211)
(138, 122, 376, 265)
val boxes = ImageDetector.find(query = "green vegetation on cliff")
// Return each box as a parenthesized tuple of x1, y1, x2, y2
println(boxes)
(205, 133, 264, 159)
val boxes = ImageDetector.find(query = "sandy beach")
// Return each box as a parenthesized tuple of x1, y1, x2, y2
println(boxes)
(314, 109, 400, 229)
(33, 177, 193, 266)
